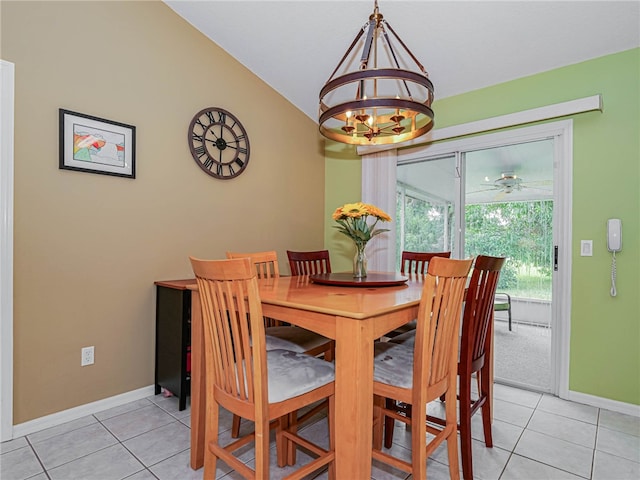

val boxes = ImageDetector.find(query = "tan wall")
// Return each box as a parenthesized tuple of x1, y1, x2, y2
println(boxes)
(1, 0, 325, 424)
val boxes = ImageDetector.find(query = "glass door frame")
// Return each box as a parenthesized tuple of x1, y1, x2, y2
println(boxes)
(367, 120, 573, 397)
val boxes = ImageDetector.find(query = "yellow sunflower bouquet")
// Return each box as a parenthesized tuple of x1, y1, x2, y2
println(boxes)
(332, 202, 392, 248)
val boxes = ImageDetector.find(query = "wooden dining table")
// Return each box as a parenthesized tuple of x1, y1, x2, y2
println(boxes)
(188, 272, 494, 478)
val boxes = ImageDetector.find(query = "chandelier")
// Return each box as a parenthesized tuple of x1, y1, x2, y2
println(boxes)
(319, 0, 434, 146)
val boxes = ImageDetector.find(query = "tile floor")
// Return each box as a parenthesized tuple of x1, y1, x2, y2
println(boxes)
(1, 384, 639, 480)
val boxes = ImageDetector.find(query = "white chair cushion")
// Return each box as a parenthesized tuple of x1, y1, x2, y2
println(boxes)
(373, 342, 414, 389)
(267, 349, 335, 403)
(265, 326, 330, 352)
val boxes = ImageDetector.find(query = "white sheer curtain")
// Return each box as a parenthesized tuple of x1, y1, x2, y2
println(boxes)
(361, 149, 397, 271)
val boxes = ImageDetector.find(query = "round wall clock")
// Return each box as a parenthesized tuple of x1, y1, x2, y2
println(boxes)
(188, 107, 250, 179)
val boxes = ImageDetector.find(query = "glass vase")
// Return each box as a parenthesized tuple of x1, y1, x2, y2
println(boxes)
(353, 242, 368, 278)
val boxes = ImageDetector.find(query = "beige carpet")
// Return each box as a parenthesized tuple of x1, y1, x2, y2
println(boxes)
(493, 320, 551, 391)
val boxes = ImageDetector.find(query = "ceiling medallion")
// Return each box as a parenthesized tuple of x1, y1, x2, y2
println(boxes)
(319, 0, 434, 146)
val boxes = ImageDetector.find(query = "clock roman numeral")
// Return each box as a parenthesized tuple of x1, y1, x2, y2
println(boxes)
(206, 111, 216, 124)
(192, 133, 203, 143)
(194, 145, 206, 158)
(216, 163, 224, 176)
(228, 164, 235, 176)
(202, 157, 214, 170)
(238, 147, 247, 156)
(218, 112, 227, 124)
(235, 159, 244, 168)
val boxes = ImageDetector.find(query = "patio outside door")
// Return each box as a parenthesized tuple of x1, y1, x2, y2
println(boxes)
(463, 140, 554, 392)
(395, 124, 571, 394)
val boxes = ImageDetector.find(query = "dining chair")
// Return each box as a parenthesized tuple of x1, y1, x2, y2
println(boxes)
(385, 250, 452, 339)
(287, 249, 332, 276)
(386, 255, 506, 480)
(400, 250, 452, 275)
(190, 257, 335, 479)
(371, 256, 473, 479)
(226, 250, 335, 439)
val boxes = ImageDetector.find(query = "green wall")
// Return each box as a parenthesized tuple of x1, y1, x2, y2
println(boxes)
(325, 48, 640, 405)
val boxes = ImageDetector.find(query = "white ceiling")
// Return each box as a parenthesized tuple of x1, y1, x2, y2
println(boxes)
(165, 0, 640, 123)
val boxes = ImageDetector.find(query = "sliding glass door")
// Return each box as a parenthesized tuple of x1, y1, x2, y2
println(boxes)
(395, 134, 558, 393)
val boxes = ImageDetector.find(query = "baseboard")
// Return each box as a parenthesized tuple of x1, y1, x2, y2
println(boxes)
(12, 385, 156, 439)
(568, 389, 640, 418)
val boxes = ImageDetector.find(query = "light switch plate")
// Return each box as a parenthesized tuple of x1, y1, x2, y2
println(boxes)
(580, 240, 593, 256)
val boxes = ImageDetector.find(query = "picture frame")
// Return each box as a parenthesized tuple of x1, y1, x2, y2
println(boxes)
(59, 109, 136, 178)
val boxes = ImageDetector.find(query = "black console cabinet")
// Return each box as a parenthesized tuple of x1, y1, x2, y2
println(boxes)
(154, 279, 195, 411)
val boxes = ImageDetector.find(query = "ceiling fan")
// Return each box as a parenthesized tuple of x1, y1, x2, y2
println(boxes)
(493, 172, 523, 193)
(468, 171, 552, 201)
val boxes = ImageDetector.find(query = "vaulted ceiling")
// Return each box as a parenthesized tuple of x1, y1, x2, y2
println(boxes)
(165, 1, 639, 203)
(165, 1, 639, 122)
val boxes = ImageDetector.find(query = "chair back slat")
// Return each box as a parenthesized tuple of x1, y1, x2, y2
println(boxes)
(226, 250, 280, 279)
(400, 251, 451, 275)
(462, 255, 506, 368)
(287, 250, 332, 276)
(412, 257, 473, 395)
(191, 257, 268, 407)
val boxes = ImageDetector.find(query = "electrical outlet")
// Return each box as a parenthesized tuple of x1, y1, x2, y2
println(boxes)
(81, 346, 94, 366)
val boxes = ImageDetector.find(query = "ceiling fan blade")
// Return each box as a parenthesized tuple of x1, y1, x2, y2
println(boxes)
(467, 187, 498, 194)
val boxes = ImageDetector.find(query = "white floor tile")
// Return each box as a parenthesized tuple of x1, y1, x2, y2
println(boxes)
(149, 450, 209, 480)
(514, 429, 593, 478)
(123, 421, 190, 467)
(598, 409, 640, 437)
(102, 404, 175, 441)
(26, 414, 98, 444)
(527, 409, 597, 448)
(8, 388, 640, 480)
(0, 436, 27, 454)
(492, 398, 534, 427)
(537, 394, 599, 424)
(31, 422, 118, 470)
(125, 470, 159, 480)
(592, 450, 640, 480)
(596, 426, 640, 463)
(47, 443, 144, 480)
(94, 397, 153, 421)
(471, 415, 524, 452)
(492, 383, 542, 409)
(0, 445, 45, 480)
(501, 453, 585, 479)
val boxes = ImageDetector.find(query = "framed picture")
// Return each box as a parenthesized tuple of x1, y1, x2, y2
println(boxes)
(59, 109, 136, 178)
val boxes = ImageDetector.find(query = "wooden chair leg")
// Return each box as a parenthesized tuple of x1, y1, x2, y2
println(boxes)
(254, 417, 270, 479)
(328, 394, 336, 480)
(411, 399, 428, 479)
(286, 411, 297, 466)
(373, 395, 384, 450)
(203, 401, 219, 480)
(383, 398, 395, 449)
(444, 386, 461, 480)
(459, 376, 473, 480)
(277, 415, 289, 467)
(231, 414, 241, 438)
(479, 366, 493, 447)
